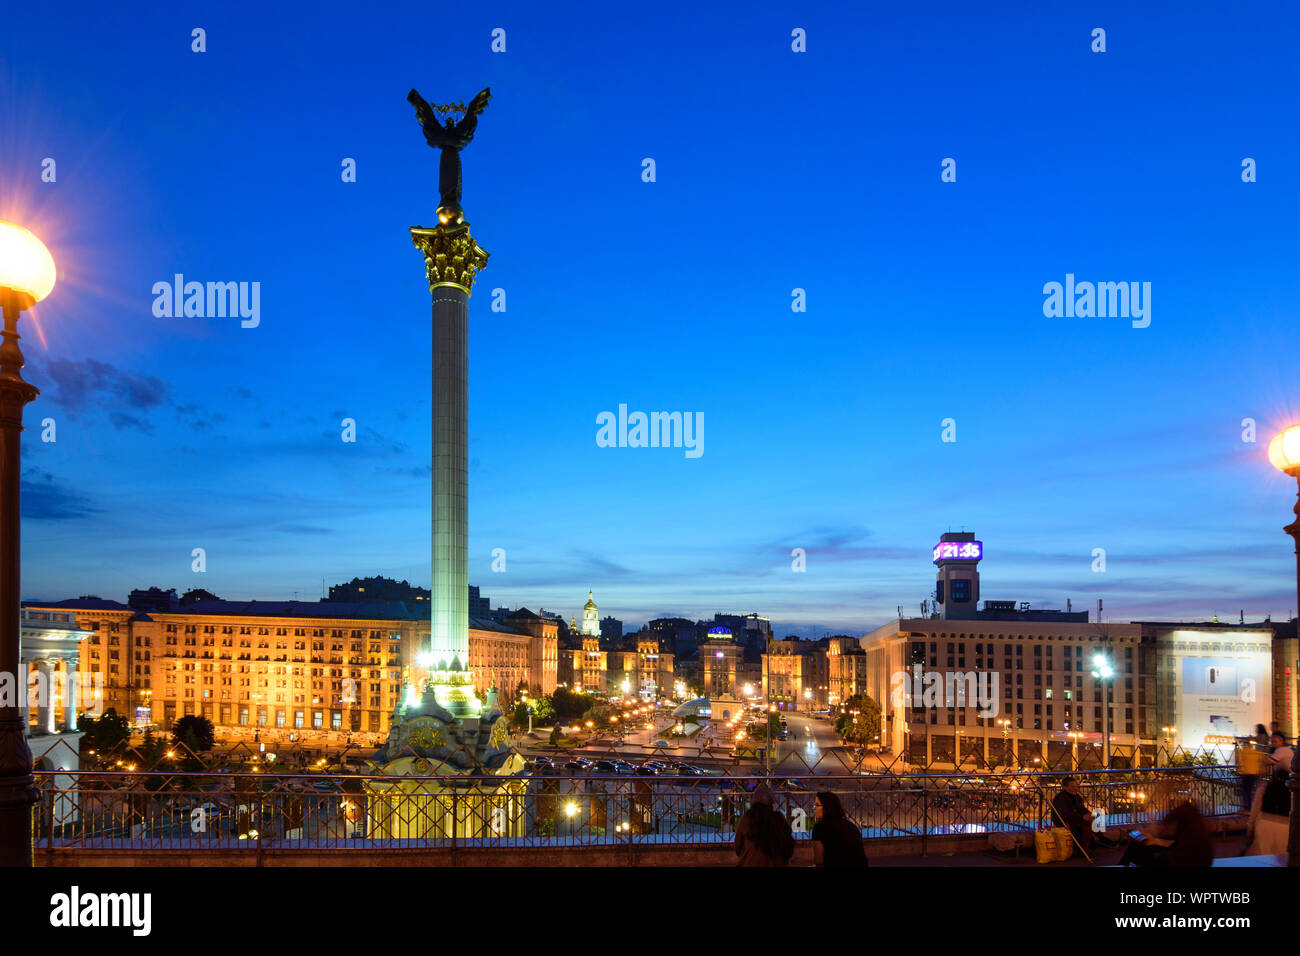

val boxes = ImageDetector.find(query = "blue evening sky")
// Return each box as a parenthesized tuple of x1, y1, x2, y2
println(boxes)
(3, 1, 1299, 635)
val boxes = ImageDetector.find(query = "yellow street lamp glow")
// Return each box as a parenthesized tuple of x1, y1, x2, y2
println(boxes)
(1269, 425, 1300, 476)
(0, 221, 56, 308)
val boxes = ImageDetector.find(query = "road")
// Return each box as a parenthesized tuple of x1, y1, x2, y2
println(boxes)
(517, 709, 857, 775)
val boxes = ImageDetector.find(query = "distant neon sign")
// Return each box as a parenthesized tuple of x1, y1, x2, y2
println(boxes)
(933, 540, 983, 563)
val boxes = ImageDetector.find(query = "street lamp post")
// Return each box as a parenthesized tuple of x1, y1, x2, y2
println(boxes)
(0, 220, 55, 868)
(1267, 423, 1300, 867)
(1091, 653, 1114, 769)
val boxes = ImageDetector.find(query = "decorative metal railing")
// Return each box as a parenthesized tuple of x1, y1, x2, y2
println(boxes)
(33, 764, 1240, 854)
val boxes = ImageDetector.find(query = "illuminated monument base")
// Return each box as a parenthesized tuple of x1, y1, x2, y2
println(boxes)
(364, 679, 527, 840)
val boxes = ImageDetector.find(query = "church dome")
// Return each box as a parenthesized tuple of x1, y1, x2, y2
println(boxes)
(584, 591, 597, 610)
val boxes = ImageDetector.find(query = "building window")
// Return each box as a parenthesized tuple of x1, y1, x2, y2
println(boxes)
(332, 712, 342, 729)
(239, 707, 249, 726)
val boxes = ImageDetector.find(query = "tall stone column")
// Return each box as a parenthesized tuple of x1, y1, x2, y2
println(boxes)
(16, 661, 29, 728)
(62, 661, 77, 732)
(412, 222, 488, 717)
(36, 659, 54, 735)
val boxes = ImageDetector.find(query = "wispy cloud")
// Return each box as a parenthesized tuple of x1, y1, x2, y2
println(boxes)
(21, 468, 99, 520)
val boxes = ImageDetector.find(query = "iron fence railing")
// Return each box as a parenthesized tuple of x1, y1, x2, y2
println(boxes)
(33, 765, 1241, 854)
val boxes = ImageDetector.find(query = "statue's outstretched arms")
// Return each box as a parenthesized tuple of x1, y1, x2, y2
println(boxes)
(408, 88, 432, 116)
(408, 88, 443, 144)
(467, 87, 492, 117)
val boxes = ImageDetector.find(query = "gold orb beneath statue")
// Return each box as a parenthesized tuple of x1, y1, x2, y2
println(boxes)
(437, 204, 464, 226)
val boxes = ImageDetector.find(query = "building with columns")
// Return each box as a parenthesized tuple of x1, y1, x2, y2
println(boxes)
(20, 609, 90, 740)
(24, 594, 557, 747)
(21, 609, 92, 822)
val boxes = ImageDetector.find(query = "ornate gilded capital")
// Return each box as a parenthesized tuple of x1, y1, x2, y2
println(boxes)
(411, 223, 489, 294)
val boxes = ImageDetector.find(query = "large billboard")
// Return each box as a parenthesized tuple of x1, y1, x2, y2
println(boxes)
(1165, 632, 1272, 753)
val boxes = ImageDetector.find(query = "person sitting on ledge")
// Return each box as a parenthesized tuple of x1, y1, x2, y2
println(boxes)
(1120, 801, 1213, 867)
(1051, 777, 1115, 852)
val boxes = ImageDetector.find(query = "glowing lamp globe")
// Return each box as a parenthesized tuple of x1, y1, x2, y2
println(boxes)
(0, 220, 57, 310)
(1268, 425, 1300, 477)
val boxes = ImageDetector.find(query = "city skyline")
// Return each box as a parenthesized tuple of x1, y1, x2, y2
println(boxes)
(4, 3, 1300, 636)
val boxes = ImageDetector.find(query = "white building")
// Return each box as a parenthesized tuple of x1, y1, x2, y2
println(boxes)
(21, 609, 93, 824)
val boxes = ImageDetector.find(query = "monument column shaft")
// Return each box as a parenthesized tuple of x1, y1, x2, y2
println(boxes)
(431, 284, 469, 667)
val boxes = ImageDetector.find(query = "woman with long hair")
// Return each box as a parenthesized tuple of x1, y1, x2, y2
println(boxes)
(812, 790, 868, 867)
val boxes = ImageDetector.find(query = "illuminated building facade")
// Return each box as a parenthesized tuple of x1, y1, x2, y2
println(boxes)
(579, 591, 601, 638)
(762, 638, 828, 712)
(700, 625, 741, 697)
(21, 600, 141, 721)
(860, 533, 1277, 765)
(24, 596, 556, 745)
(825, 637, 868, 709)
(564, 635, 608, 695)
(607, 637, 675, 698)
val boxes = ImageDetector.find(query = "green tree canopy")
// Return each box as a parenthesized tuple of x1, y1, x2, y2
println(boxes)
(552, 687, 595, 721)
(79, 707, 131, 752)
(511, 695, 556, 727)
(170, 714, 216, 752)
(835, 695, 882, 746)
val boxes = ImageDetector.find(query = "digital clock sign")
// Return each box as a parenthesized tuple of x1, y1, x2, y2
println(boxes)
(933, 540, 983, 563)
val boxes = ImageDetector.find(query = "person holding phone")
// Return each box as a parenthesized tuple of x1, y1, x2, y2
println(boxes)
(1119, 801, 1213, 867)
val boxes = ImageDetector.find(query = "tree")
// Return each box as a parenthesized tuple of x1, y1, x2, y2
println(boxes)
(170, 714, 216, 753)
(530, 696, 555, 724)
(835, 695, 882, 746)
(79, 707, 131, 752)
(139, 728, 167, 764)
(511, 694, 556, 728)
(552, 687, 594, 721)
(180, 588, 222, 604)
